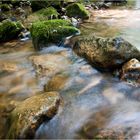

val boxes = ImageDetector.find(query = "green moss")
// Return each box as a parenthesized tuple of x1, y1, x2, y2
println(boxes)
(0, 4, 11, 11)
(30, 19, 80, 50)
(0, 20, 24, 42)
(37, 7, 59, 19)
(66, 3, 89, 19)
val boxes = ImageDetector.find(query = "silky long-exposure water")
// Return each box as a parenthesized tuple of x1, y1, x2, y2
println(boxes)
(0, 1, 140, 139)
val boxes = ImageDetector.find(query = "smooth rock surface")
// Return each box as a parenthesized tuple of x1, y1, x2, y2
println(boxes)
(7, 92, 61, 139)
(73, 35, 140, 71)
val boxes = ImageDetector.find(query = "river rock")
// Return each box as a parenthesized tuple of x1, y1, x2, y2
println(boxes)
(0, 13, 8, 22)
(120, 58, 140, 86)
(30, 19, 79, 50)
(72, 35, 140, 71)
(7, 92, 61, 139)
(44, 73, 69, 92)
(66, 3, 90, 20)
(31, 0, 61, 12)
(104, 0, 127, 5)
(36, 7, 59, 20)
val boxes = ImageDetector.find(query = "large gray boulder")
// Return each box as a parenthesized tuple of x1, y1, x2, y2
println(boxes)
(7, 92, 61, 139)
(73, 35, 140, 71)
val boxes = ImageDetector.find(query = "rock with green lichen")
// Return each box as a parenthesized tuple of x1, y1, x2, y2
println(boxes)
(73, 35, 140, 71)
(66, 3, 89, 20)
(7, 92, 61, 139)
(0, 20, 24, 42)
(37, 7, 59, 20)
(30, 19, 80, 50)
(31, 0, 49, 12)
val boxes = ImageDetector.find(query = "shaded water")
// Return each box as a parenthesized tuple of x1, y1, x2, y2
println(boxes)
(0, 1, 140, 139)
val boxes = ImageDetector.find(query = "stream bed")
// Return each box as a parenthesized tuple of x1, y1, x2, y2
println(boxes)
(0, 1, 140, 139)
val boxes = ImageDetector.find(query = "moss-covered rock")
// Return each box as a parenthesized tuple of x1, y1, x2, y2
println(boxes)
(0, 4, 11, 11)
(0, 20, 24, 42)
(30, 19, 80, 50)
(37, 7, 59, 20)
(7, 92, 61, 139)
(66, 3, 89, 19)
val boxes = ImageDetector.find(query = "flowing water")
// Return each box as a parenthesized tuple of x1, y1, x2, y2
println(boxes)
(0, 1, 140, 139)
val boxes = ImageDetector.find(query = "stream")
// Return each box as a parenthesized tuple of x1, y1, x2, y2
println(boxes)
(0, 1, 140, 139)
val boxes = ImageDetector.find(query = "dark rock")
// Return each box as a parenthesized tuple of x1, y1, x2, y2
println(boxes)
(104, 0, 127, 5)
(120, 58, 140, 86)
(7, 92, 61, 139)
(30, 19, 80, 50)
(36, 7, 59, 20)
(0, 4, 11, 11)
(72, 35, 140, 71)
(15, 7, 25, 15)
(31, 0, 61, 12)
(30, 0, 49, 12)
(0, 13, 8, 22)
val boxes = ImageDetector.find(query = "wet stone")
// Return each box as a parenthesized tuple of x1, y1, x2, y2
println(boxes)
(73, 35, 140, 71)
(7, 92, 61, 139)
(120, 58, 140, 86)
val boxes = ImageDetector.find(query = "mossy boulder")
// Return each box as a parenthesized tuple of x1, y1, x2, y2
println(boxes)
(0, 4, 11, 11)
(7, 92, 61, 139)
(0, 20, 24, 42)
(37, 7, 59, 20)
(66, 3, 89, 20)
(30, 19, 80, 50)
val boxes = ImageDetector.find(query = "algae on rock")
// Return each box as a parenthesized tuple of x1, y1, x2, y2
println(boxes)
(66, 3, 89, 19)
(0, 20, 24, 42)
(30, 19, 80, 50)
(37, 7, 59, 20)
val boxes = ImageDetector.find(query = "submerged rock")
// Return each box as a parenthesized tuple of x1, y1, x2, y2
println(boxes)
(44, 73, 70, 92)
(0, 61, 18, 73)
(30, 53, 71, 77)
(120, 58, 140, 86)
(7, 92, 61, 139)
(66, 3, 89, 20)
(30, 0, 49, 12)
(0, 13, 8, 22)
(0, 20, 24, 42)
(30, 19, 79, 50)
(73, 36, 140, 71)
